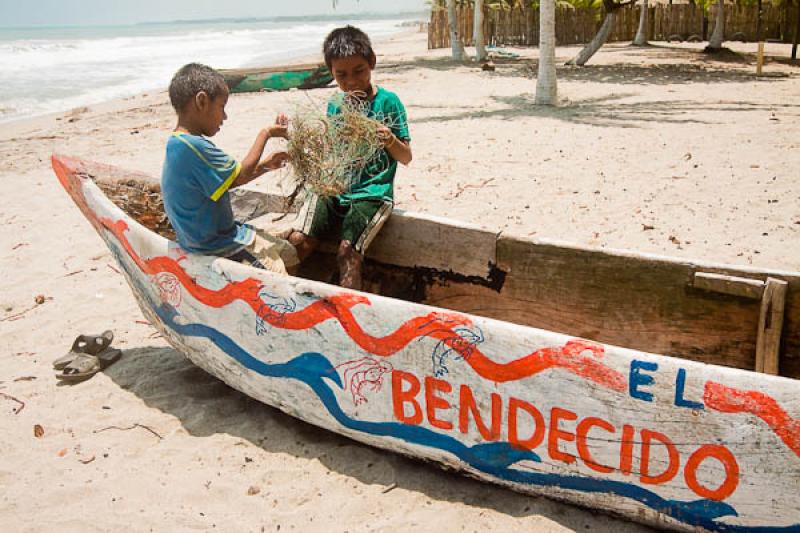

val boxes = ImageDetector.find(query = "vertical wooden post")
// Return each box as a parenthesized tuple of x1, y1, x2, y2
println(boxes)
(755, 277, 788, 375)
(757, 41, 765, 75)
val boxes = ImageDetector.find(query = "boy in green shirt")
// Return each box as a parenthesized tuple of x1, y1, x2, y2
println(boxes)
(288, 25, 412, 290)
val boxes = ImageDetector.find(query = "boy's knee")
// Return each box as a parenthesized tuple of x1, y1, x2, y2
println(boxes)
(287, 230, 302, 246)
(289, 230, 310, 247)
(289, 231, 318, 262)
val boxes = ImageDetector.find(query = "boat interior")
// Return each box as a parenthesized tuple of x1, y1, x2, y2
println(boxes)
(91, 170, 800, 380)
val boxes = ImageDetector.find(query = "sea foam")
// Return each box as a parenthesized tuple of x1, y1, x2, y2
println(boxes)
(0, 17, 411, 123)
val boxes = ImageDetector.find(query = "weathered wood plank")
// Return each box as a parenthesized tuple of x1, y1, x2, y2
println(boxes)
(756, 277, 789, 375)
(495, 234, 800, 379)
(692, 271, 765, 300)
(366, 209, 499, 278)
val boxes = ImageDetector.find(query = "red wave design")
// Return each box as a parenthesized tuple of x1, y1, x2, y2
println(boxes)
(705, 381, 800, 457)
(101, 215, 627, 390)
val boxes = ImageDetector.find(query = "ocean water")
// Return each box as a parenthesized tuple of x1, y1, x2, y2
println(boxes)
(0, 14, 420, 123)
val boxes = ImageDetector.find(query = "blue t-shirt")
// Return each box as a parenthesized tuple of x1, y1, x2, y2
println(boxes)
(161, 132, 254, 255)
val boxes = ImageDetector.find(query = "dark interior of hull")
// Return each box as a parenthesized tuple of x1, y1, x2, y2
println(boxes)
(92, 173, 800, 380)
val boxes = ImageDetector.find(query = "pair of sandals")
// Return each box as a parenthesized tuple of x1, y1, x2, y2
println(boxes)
(54, 330, 122, 382)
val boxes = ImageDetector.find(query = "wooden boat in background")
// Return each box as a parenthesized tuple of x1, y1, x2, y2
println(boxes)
(220, 63, 333, 93)
(52, 155, 800, 532)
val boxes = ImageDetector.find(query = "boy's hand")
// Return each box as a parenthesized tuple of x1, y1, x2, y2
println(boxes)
(377, 125, 395, 148)
(257, 151, 289, 173)
(268, 113, 290, 139)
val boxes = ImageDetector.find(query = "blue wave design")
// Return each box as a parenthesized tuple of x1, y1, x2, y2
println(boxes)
(106, 241, 797, 532)
(155, 304, 543, 470)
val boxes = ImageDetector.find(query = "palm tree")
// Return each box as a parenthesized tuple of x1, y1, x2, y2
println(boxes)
(632, 0, 649, 46)
(706, 0, 726, 51)
(448, 0, 467, 59)
(567, 0, 635, 66)
(474, 0, 488, 61)
(535, 0, 558, 104)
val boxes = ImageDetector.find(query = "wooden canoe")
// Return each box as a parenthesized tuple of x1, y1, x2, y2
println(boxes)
(52, 155, 800, 532)
(220, 63, 333, 93)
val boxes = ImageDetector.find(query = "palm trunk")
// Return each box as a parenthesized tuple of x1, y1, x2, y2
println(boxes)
(535, 0, 558, 105)
(474, 0, 487, 61)
(567, 11, 617, 66)
(448, 0, 466, 60)
(707, 0, 726, 50)
(633, 0, 650, 46)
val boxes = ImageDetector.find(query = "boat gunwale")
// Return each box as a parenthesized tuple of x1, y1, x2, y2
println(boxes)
(218, 62, 328, 77)
(53, 154, 800, 379)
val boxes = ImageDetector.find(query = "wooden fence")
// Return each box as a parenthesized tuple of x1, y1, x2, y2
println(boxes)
(428, 4, 799, 49)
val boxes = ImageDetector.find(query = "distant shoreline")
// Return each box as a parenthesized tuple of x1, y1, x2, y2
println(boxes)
(0, 28, 417, 130)
(0, 11, 429, 31)
(140, 11, 429, 27)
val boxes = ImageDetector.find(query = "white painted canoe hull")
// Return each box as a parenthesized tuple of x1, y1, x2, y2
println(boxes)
(53, 156, 800, 532)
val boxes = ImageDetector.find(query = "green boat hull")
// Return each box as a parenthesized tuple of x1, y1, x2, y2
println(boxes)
(222, 64, 333, 93)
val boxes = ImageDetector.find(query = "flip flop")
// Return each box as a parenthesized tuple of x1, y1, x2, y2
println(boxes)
(55, 348, 122, 383)
(53, 331, 114, 370)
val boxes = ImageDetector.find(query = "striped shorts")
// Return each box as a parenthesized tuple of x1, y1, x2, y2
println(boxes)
(301, 195, 392, 254)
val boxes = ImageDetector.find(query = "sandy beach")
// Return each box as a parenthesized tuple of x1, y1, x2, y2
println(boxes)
(1, 29, 798, 531)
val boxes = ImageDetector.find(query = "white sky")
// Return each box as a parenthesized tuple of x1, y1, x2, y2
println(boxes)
(0, 0, 428, 27)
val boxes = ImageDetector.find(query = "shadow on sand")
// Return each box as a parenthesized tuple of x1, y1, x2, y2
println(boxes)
(383, 44, 795, 86)
(387, 46, 797, 129)
(412, 91, 800, 129)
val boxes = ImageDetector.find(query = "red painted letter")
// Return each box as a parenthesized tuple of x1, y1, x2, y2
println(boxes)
(459, 385, 501, 441)
(508, 398, 545, 451)
(392, 370, 422, 425)
(425, 376, 453, 430)
(639, 429, 680, 485)
(576, 417, 615, 474)
(619, 424, 635, 476)
(549, 407, 578, 464)
(684, 445, 740, 501)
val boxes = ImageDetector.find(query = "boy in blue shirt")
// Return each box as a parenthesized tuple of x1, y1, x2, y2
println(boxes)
(162, 63, 298, 273)
(288, 26, 412, 290)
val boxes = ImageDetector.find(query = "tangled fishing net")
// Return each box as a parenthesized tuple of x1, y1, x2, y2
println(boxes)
(287, 93, 389, 198)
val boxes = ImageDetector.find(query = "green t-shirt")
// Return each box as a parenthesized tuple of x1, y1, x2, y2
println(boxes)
(326, 86, 410, 204)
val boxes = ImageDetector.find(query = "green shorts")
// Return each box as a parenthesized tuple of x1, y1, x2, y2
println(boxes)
(301, 195, 392, 254)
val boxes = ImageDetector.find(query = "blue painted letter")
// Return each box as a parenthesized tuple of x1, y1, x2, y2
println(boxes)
(674, 368, 704, 409)
(629, 360, 658, 402)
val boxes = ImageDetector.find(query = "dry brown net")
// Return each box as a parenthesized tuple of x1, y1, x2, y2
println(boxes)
(287, 93, 389, 199)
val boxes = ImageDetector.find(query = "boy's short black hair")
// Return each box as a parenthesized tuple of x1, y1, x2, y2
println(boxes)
(323, 25, 376, 69)
(168, 63, 228, 112)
